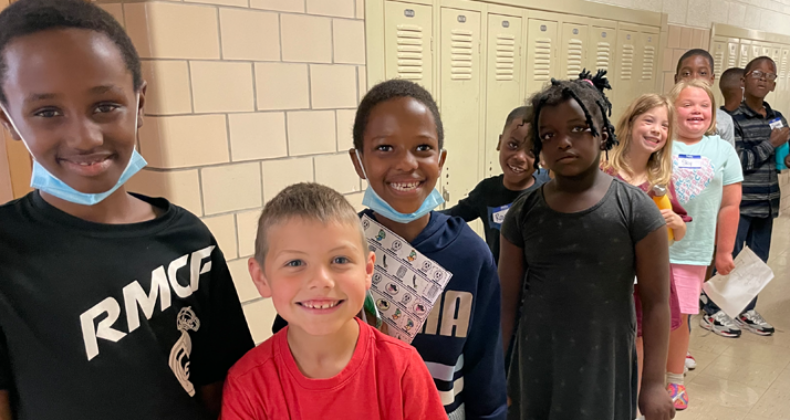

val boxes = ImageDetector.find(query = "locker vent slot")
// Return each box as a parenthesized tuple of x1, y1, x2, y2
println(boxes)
(781, 51, 789, 81)
(620, 43, 634, 80)
(727, 45, 738, 68)
(395, 24, 425, 80)
(495, 34, 516, 81)
(450, 29, 474, 80)
(739, 46, 749, 67)
(533, 38, 552, 81)
(566, 38, 583, 78)
(596, 42, 611, 71)
(641, 45, 655, 80)
(714, 50, 724, 79)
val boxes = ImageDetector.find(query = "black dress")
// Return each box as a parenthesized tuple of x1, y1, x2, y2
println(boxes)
(501, 179, 665, 420)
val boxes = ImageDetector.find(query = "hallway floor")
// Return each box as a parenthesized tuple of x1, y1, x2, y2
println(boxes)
(676, 215, 790, 420)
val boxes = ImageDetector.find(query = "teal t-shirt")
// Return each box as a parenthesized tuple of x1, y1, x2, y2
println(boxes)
(670, 135, 743, 265)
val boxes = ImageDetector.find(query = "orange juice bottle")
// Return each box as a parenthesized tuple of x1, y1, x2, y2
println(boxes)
(652, 185, 674, 246)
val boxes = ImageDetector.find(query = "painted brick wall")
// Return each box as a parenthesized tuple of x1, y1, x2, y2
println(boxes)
(96, 0, 367, 343)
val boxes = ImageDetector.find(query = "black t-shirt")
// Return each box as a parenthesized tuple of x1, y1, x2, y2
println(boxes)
(0, 192, 254, 420)
(441, 170, 550, 263)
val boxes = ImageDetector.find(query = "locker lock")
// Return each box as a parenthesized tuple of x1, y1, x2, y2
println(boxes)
(404, 9, 415, 18)
(573, 28, 579, 35)
(443, 190, 450, 202)
(502, 20, 510, 28)
(457, 15, 466, 23)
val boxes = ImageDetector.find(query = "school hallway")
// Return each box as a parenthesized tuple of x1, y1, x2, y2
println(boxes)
(676, 189, 790, 420)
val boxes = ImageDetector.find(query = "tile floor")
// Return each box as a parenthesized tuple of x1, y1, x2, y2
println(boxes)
(677, 215, 790, 420)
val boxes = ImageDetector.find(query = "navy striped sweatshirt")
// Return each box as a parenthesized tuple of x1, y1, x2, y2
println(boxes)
(732, 101, 785, 218)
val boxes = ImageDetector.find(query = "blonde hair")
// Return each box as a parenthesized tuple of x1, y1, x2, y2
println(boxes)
(602, 94, 675, 189)
(668, 79, 717, 136)
(254, 183, 364, 265)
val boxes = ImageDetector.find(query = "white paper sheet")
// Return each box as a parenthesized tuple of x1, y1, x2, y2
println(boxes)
(702, 247, 774, 319)
(361, 215, 453, 344)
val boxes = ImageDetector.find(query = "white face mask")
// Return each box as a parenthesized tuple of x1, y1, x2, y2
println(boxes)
(0, 95, 147, 205)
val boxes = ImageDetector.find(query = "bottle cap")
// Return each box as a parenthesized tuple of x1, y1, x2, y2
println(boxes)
(652, 184, 667, 196)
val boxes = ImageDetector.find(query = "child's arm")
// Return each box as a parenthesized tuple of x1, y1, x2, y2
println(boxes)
(635, 227, 675, 420)
(715, 183, 742, 275)
(463, 255, 508, 419)
(0, 391, 10, 420)
(440, 185, 482, 222)
(660, 209, 687, 241)
(403, 348, 447, 419)
(735, 119, 788, 172)
(498, 236, 524, 355)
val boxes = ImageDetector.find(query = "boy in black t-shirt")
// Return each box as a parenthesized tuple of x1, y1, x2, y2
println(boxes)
(0, 1, 253, 418)
(442, 106, 549, 263)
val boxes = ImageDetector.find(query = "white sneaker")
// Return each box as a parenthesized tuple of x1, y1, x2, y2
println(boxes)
(685, 352, 697, 370)
(700, 311, 742, 338)
(736, 310, 775, 336)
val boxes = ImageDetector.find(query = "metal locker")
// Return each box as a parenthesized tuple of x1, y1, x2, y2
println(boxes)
(526, 19, 558, 97)
(779, 47, 790, 108)
(750, 43, 762, 61)
(588, 22, 617, 77)
(727, 40, 739, 69)
(711, 39, 727, 105)
(561, 22, 588, 79)
(384, 2, 433, 93)
(484, 13, 523, 178)
(612, 29, 637, 122)
(637, 31, 658, 95)
(738, 42, 751, 67)
(439, 8, 481, 208)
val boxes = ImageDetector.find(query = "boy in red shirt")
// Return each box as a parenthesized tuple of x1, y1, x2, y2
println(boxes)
(221, 183, 445, 420)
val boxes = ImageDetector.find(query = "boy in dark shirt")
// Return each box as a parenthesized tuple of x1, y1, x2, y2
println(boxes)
(0, 1, 253, 418)
(720, 67, 745, 114)
(442, 106, 549, 263)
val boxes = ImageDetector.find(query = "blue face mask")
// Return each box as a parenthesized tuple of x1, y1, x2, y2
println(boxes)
(355, 150, 444, 224)
(2, 95, 147, 206)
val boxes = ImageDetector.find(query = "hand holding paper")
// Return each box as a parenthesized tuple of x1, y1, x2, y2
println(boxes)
(703, 247, 774, 319)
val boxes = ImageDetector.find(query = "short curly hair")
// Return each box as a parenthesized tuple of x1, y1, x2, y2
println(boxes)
(353, 79, 443, 151)
(0, 0, 142, 105)
(529, 69, 617, 169)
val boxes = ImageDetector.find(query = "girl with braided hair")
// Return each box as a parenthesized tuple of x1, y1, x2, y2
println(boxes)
(499, 71, 675, 420)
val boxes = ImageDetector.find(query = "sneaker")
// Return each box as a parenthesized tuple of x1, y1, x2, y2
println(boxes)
(685, 352, 697, 370)
(736, 310, 775, 336)
(700, 311, 742, 338)
(667, 383, 689, 410)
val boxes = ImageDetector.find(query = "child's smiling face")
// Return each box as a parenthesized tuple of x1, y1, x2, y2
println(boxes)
(498, 118, 535, 188)
(675, 86, 712, 139)
(0, 28, 144, 194)
(537, 99, 606, 177)
(351, 97, 446, 214)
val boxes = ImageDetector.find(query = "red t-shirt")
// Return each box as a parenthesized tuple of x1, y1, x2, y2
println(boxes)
(220, 317, 445, 420)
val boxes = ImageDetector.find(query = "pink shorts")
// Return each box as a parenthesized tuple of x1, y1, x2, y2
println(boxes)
(671, 264, 708, 314)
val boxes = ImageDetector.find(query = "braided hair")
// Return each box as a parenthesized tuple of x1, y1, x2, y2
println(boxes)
(528, 69, 617, 169)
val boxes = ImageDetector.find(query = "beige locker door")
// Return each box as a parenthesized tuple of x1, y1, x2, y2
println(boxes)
(711, 40, 727, 105)
(779, 47, 790, 109)
(738, 42, 751, 68)
(727, 41, 739, 70)
(613, 29, 637, 121)
(526, 19, 558, 97)
(589, 23, 617, 77)
(750, 42, 762, 61)
(440, 8, 481, 207)
(561, 22, 588, 79)
(637, 31, 658, 95)
(485, 13, 523, 178)
(765, 44, 782, 103)
(384, 2, 433, 93)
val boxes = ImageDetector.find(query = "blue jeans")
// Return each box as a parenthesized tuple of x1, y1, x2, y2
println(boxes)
(702, 215, 773, 315)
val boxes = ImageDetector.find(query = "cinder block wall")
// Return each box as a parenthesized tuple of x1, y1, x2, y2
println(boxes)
(96, 0, 367, 343)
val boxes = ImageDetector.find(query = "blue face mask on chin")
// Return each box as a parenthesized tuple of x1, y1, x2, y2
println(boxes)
(355, 150, 444, 224)
(1, 95, 147, 206)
